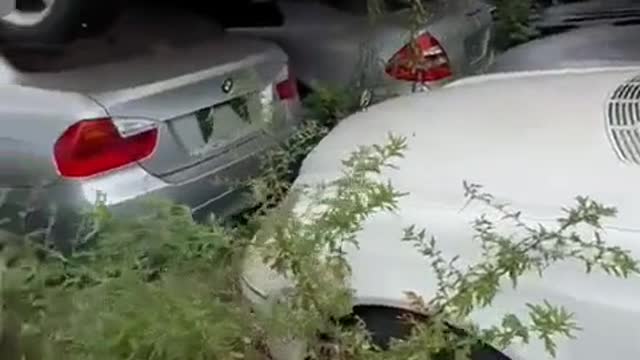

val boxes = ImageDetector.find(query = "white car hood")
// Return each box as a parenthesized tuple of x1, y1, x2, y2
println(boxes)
(286, 67, 640, 360)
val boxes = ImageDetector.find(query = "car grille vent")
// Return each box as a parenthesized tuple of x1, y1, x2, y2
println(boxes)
(606, 75, 640, 164)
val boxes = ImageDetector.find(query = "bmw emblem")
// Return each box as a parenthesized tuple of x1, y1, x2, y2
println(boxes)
(221, 78, 234, 94)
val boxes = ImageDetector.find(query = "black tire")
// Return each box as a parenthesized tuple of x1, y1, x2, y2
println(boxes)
(0, 0, 121, 47)
(352, 306, 511, 360)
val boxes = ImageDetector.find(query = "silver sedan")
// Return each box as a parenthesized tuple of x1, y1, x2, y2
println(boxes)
(0, 9, 301, 250)
(229, 0, 495, 101)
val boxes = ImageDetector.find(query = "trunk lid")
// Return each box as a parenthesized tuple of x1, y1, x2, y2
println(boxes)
(15, 8, 292, 184)
(87, 37, 288, 184)
(297, 68, 640, 230)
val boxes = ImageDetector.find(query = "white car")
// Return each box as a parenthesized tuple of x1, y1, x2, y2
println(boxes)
(241, 66, 640, 360)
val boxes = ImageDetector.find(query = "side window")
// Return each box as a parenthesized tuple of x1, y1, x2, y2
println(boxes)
(216, 1, 285, 28)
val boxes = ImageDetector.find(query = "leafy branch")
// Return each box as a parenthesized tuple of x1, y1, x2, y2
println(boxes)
(399, 182, 638, 357)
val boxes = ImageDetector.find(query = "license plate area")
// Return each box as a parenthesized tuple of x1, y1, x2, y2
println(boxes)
(169, 93, 263, 157)
(198, 99, 253, 142)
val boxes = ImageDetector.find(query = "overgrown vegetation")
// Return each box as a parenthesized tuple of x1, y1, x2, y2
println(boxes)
(0, 1, 630, 359)
(1, 128, 637, 359)
(492, 0, 539, 50)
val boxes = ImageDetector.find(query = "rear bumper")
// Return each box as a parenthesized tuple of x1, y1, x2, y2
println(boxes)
(76, 147, 263, 220)
(0, 127, 297, 250)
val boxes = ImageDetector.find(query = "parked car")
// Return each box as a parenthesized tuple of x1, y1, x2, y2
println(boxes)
(226, 0, 495, 101)
(533, 0, 640, 35)
(0, 7, 301, 251)
(241, 65, 640, 360)
(489, 23, 640, 73)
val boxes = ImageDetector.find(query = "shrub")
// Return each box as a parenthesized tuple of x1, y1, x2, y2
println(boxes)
(487, 0, 539, 50)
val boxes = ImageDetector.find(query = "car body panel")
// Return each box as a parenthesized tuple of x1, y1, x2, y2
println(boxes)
(0, 0, 14, 18)
(228, 0, 494, 98)
(0, 82, 108, 187)
(242, 66, 640, 360)
(490, 24, 640, 73)
(295, 68, 640, 227)
(534, 0, 640, 34)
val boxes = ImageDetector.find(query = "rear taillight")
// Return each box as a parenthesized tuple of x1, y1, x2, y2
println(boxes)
(275, 66, 298, 100)
(385, 33, 452, 83)
(53, 118, 158, 179)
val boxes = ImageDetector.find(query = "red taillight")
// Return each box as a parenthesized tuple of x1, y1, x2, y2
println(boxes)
(385, 33, 452, 83)
(275, 67, 298, 100)
(53, 118, 158, 179)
